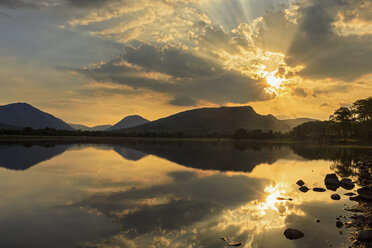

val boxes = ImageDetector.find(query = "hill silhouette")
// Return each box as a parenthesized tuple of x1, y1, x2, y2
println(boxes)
(118, 106, 312, 134)
(108, 115, 149, 131)
(0, 103, 73, 130)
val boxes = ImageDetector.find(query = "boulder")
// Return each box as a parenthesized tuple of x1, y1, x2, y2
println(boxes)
(299, 186, 309, 192)
(296, 180, 305, 186)
(340, 178, 355, 190)
(283, 228, 305, 240)
(357, 186, 372, 201)
(336, 221, 343, 228)
(331, 194, 341, 200)
(313, 187, 326, 192)
(357, 229, 372, 242)
(325, 174, 340, 191)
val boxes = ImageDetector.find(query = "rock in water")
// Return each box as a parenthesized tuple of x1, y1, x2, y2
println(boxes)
(325, 174, 340, 191)
(299, 186, 309, 192)
(357, 229, 372, 242)
(344, 192, 356, 196)
(331, 194, 341, 200)
(340, 178, 355, 190)
(296, 180, 305, 186)
(357, 186, 372, 201)
(313, 187, 326, 192)
(283, 228, 305, 240)
(227, 242, 242, 246)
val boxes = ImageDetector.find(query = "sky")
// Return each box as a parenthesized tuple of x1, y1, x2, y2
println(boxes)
(0, 0, 371, 126)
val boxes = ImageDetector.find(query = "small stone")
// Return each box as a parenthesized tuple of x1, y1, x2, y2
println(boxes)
(357, 229, 372, 242)
(331, 194, 341, 200)
(313, 187, 326, 192)
(283, 228, 305, 240)
(336, 221, 343, 228)
(344, 192, 356, 196)
(299, 186, 309, 192)
(315, 219, 320, 223)
(296, 180, 305, 186)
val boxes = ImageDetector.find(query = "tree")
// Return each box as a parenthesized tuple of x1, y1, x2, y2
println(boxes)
(352, 97, 372, 122)
(329, 107, 353, 139)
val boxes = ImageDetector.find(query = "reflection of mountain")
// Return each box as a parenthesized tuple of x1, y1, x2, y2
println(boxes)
(113, 141, 300, 172)
(0, 145, 68, 170)
(113, 146, 148, 161)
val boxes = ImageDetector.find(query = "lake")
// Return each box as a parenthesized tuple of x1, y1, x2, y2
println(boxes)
(0, 141, 370, 248)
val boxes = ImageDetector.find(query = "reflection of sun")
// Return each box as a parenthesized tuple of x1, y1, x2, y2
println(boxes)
(263, 184, 287, 210)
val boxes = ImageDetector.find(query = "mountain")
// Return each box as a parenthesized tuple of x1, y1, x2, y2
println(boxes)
(0, 103, 74, 130)
(119, 106, 297, 134)
(70, 124, 112, 131)
(107, 115, 149, 131)
(282, 118, 317, 129)
(0, 122, 22, 130)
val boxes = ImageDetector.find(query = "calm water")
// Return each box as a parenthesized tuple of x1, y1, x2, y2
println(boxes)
(0, 141, 371, 248)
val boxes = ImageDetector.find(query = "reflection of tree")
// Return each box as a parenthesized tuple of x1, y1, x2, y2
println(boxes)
(291, 144, 363, 178)
(330, 159, 357, 178)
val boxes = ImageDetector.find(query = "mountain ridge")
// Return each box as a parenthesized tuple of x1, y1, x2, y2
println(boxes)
(117, 106, 315, 134)
(0, 103, 74, 130)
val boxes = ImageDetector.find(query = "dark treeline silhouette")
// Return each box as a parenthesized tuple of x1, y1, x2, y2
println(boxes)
(290, 97, 372, 141)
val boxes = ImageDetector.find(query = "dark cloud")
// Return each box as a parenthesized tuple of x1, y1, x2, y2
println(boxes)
(123, 43, 223, 79)
(80, 42, 270, 106)
(292, 87, 307, 97)
(168, 95, 196, 106)
(0, 0, 40, 9)
(286, 0, 372, 81)
(65, 0, 114, 8)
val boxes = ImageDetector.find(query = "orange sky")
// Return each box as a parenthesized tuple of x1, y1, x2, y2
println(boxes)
(0, 0, 371, 126)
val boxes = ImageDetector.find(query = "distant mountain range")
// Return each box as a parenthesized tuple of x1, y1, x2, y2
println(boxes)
(119, 106, 316, 134)
(107, 115, 150, 131)
(0, 103, 74, 130)
(0, 103, 316, 133)
(69, 124, 112, 131)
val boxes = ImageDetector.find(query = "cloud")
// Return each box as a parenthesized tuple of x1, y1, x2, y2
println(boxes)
(0, 0, 41, 9)
(65, 0, 114, 9)
(168, 95, 196, 106)
(80, 41, 270, 106)
(285, 0, 372, 81)
(319, 103, 329, 108)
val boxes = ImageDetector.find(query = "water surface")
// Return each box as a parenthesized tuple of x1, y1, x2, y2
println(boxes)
(0, 141, 370, 248)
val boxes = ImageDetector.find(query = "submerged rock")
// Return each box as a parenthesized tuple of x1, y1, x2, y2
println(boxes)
(340, 178, 355, 190)
(299, 186, 309, 192)
(357, 229, 372, 242)
(331, 194, 341, 200)
(325, 174, 340, 191)
(296, 180, 305, 186)
(313, 187, 326, 192)
(283, 228, 305, 240)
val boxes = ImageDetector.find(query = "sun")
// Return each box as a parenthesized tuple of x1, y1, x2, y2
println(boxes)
(263, 69, 286, 95)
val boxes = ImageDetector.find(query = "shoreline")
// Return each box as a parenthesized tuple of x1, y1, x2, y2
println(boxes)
(0, 135, 371, 148)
